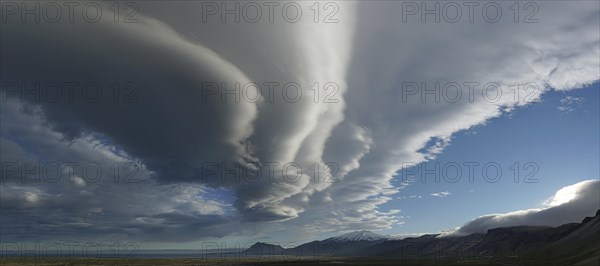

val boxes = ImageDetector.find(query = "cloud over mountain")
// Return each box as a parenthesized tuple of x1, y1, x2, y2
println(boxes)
(449, 180, 600, 236)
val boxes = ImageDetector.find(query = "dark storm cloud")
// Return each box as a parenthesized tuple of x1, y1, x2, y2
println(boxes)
(1, 11, 258, 184)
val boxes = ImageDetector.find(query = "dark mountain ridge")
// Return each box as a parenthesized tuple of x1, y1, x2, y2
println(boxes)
(243, 210, 600, 265)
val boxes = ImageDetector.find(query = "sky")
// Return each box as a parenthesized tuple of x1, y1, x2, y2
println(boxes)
(382, 85, 600, 235)
(1, 0, 599, 249)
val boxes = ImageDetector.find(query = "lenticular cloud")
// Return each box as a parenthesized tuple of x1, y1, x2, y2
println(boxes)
(1, 1, 598, 241)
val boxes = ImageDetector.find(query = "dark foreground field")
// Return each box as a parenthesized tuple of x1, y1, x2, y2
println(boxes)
(2, 257, 598, 266)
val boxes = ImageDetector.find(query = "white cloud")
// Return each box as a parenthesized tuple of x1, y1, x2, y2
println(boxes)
(560, 96, 584, 105)
(430, 192, 452, 198)
(398, 195, 422, 200)
(447, 180, 600, 236)
(558, 96, 584, 113)
(558, 106, 575, 113)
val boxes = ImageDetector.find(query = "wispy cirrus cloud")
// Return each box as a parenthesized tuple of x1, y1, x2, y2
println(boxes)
(558, 96, 585, 113)
(430, 192, 452, 198)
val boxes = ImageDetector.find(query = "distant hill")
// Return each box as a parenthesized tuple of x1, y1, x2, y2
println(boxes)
(244, 242, 286, 256)
(243, 210, 600, 264)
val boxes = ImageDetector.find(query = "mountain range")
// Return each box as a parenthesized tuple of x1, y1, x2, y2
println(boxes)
(243, 210, 600, 265)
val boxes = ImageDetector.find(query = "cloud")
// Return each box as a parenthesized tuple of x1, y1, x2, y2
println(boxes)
(558, 96, 584, 113)
(430, 192, 451, 198)
(1, 1, 358, 224)
(287, 1, 599, 235)
(448, 180, 600, 236)
(0, 101, 239, 242)
(560, 96, 584, 105)
(398, 195, 422, 200)
(1, 0, 599, 242)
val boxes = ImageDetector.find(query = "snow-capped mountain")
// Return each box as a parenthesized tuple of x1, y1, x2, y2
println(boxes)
(284, 230, 389, 257)
(326, 230, 388, 242)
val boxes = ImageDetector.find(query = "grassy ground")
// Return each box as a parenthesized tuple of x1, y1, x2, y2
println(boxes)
(0, 257, 525, 266)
